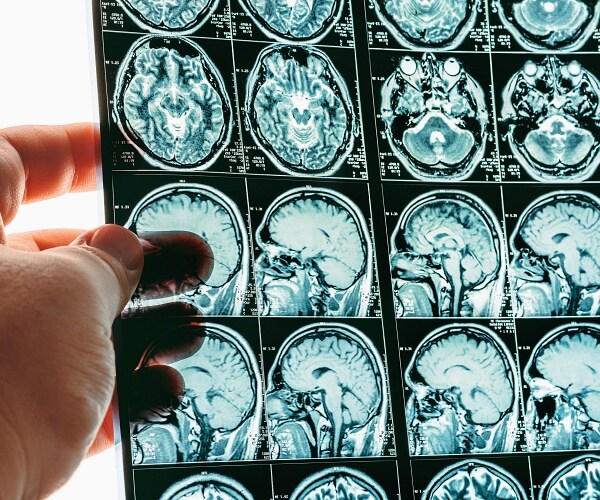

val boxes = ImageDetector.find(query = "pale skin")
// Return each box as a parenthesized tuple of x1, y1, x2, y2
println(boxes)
(0, 123, 211, 499)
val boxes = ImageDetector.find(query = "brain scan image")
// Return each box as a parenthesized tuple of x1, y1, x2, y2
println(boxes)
(266, 323, 388, 459)
(494, 0, 600, 51)
(245, 45, 357, 177)
(113, 36, 232, 170)
(131, 322, 262, 464)
(255, 187, 373, 316)
(159, 473, 254, 500)
(422, 460, 529, 499)
(523, 323, 600, 452)
(371, 0, 481, 49)
(539, 455, 600, 499)
(509, 191, 600, 317)
(237, 0, 345, 42)
(390, 190, 505, 318)
(289, 467, 387, 499)
(123, 183, 250, 316)
(501, 56, 600, 182)
(405, 324, 520, 455)
(381, 54, 489, 181)
(116, 0, 219, 33)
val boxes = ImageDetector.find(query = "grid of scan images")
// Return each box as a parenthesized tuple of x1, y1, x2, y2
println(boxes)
(92, 0, 600, 498)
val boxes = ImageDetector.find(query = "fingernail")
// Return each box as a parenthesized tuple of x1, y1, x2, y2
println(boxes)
(88, 225, 143, 271)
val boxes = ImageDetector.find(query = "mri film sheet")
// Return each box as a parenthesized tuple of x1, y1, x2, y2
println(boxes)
(364, 0, 490, 50)
(371, 50, 500, 183)
(112, 173, 256, 316)
(247, 178, 381, 317)
(502, 184, 600, 318)
(494, 52, 600, 184)
(260, 318, 396, 459)
(103, 32, 244, 174)
(383, 183, 512, 318)
(398, 319, 525, 456)
(234, 42, 368, 179)
(121, 317, 268, 465)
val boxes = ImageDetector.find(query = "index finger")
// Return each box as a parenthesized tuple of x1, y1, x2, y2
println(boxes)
(0, 123, 99, 227)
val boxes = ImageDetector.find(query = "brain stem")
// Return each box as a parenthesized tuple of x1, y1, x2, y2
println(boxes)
(314, 369, 343, 456)
(440, 250, 463, 316)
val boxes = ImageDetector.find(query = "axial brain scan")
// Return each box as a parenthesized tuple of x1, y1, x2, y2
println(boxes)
(245, 45, 357, 176)
(131, 323, 262, 464)
(237, 0, 344, 42)
(372, 0, 480, 49)
(159, 473, 254, 500)
(266, 323, 388, 459)
(405, 324, 519, 455)
(510, 191, 600, 317)
(539, 455, 600, 500)
(290, 467, 387, 500)
(501, 56, 600, 182)
(381, 54, 489, 181)
(124, 183, 249, 316)
(494, 0, 600, 51)
(114, 36, 232, 170)
(422, 460, 529, 500)
(390, 190, 505, 318)
(116, 0, 219, 33)
(255, 187, 373, 316)
(523, 323, 600, 451)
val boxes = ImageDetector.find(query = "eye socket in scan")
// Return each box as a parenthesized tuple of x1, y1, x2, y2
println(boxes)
(371, 0, 481, 49)
(266, 323, 388, 459)
(494, 0, 600, 51)
(237, 0, 345, 42)
(159, 473, 254, 500)
(381, 53, 489, 181)
(255, 187, 373, 316)
(422, 459, 529, 499)
(116, 0, 220, 33)
(390, 190, 505, 318)
(510, 191, 600, 317)
(289, 467, 387, 500)
(124, 183, 249, 316)
(501, 56, 600, 182)
(245, 45, 357, 177)
(131, 322, 262, 464)
(405, 324, 519, 455)
(539, 454, 600, 500)
(114, 35, 232, 170)
(523, 323, 600, 452)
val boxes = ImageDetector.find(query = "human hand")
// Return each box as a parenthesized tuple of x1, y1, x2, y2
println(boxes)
(0, 124, 143, 499)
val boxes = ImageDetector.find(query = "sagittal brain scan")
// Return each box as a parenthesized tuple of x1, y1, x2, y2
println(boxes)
(539, 455, 600, 499)
(237, 0, 345, 42)
(114, 36, 232, 170)
(371, 0, 480, 49)
(494, 0, 600, 51)
(245, 45, 357, 177)
(501, 56, 600, 182)
(124, 183, 249, 316)
(523, 323, 600, 452)
(289, 467, 387, 499)
(116, 0, 219, 33)
(159, 473, 254, 500)
(255, 187, 373, 316)
(422, 460, 529, 499)
(510, 191, 600, 317)
(131, 323, 262, 464)
(405, 324, 519, 455)
(381, 54, 489, 181)
(390, 191, 505, 318)
(266, 323, 388, 459)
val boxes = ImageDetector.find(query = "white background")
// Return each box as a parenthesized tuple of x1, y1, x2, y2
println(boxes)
(0, 1, 118, 498)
